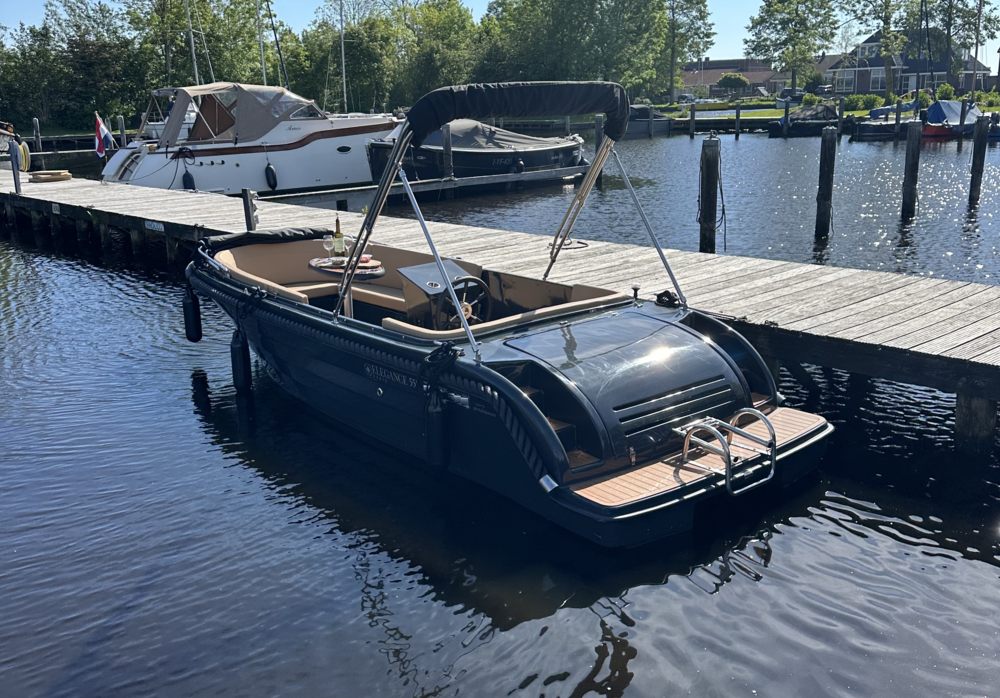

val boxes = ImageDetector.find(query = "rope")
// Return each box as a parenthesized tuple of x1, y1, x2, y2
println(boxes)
(417, 341, 459, 392)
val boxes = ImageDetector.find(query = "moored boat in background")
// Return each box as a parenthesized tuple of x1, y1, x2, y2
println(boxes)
(102, 82, 399, 195)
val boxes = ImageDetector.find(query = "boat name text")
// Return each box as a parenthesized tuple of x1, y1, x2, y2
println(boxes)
(364, 363, 418, 389)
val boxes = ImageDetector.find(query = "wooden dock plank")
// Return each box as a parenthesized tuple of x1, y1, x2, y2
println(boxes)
(4, 177, 1000, 403)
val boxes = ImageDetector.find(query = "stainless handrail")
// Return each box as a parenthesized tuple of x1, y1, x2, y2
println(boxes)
(677, 408, 778, 496)
(396, 165, 482, 361)
(609, 148, 687, 306)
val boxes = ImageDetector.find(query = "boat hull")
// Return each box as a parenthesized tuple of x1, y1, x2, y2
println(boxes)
(367, 139, 583, 182)
(103, 119, 396, 195)
(189, 257, 831, 548)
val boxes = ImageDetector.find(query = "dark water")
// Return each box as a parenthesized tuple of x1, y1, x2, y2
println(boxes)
(3, 135, 1000, 697)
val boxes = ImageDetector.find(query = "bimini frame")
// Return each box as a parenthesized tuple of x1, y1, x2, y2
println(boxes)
(331, 82, 688, 359)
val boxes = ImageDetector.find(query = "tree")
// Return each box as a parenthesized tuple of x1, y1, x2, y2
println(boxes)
(660, 0, 713, 102)
(744, 0, 837, 91)
(927, 0, 1000, 89)
(841, 0, 907, 100)
(717, 71, 750, 94)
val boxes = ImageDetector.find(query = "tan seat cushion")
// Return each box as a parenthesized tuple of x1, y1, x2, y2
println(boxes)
(353, 283, 406, 312)
(285, 281, 342, 299)
(381, 287, 628, 340)
(215, 250, 308, 303)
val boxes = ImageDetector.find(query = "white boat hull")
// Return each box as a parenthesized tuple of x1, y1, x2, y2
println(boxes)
(103, 117, 396, 195)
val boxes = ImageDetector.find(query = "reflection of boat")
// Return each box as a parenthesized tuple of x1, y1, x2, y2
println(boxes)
(922, 100, 981, 139)
(367, 118, 583, 182)
(102, 82, 399, 195)
(186, 81, 832, 548)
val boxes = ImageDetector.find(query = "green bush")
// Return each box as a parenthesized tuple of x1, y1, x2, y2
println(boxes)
(884, 92, 897, 107)
(936, 83, 955, 100)
(918, 91, 932, 108)
(972, 89, 1000, 107)
(801, 93, 820, 106)
(844, 94, 865, 110)
(862, 94, 885, 110)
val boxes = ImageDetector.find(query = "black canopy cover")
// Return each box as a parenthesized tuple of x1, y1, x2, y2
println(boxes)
(405, 82, 630, 147)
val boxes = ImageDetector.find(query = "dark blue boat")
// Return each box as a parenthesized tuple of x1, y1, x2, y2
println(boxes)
(186, 82, 832, 547)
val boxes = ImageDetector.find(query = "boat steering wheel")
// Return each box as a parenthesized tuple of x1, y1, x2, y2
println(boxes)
(433, 276, 493, 331)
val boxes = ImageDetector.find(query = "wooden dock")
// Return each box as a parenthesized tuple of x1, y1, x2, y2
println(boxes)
(1, 177, 997, 450)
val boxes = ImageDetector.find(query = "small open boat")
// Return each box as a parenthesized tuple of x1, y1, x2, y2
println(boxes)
(922, 100, 981, 140)
(185, 82, 832, 547)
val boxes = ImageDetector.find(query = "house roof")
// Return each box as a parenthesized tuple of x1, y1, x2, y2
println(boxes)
(682, 67, 777, 87)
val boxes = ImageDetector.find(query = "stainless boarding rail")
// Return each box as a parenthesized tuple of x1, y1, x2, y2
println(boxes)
(675, 408, 777, 495)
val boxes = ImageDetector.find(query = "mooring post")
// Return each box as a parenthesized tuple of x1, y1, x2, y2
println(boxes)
(699, 136, 720, 253)
(9, 139, 22, 194)
(230, 329, 253, 392)
(958, 100, 969, 152)
(735, 104, 741, 140)
(165, 235, 180, 265)
(129, 228, 146, 257)
(75, 218, 92, 246)
(487, 118, 495, 127)
(783, 100, 790, 139)
(969, 115, 990, 206)
(32, 118, 41, 152)
(689, 106, 696, 138)
(838, 97, 845, 136)
(955, 393, 997, 454)
(648, 108, 654, 138)
(98, 222, 113, 250)
(441, 122, 454, 179)
(901, 121, 922, 219)
(815, 126, 837, 239)
(594, 113, 604, 153)
(894, 99, 902, 137)
(498, 117, 504, 129)
(241, 188, 257, 231)
(564, 115, 571, 136)
(117, 115, 127, 147)
(46, 212, 59, 249)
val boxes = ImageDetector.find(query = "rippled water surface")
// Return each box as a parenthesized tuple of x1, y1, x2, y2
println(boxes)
(3, 134, 1000, 697)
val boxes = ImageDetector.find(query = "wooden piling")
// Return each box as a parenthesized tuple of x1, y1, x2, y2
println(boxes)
(565, 115, 571, 136)
(165, 235, 180, 265)
(117, 115, 127, 147)
(241, 189, 257, 231)
(955, 394, 997, 453)
(129, 228, 146, 257)
(894, 99, 902, 136)
(99, 222, 113, 250)
(901, 121, 922, 219)
(735, 104, 741, 140)
(969, 115, 990, 206)
(689, 107, 695, 138)
(648, 108, 654, 138)
(487, 118, 495, 127)
(441, 122, 454, 179)
(75, 218, 92, 246)
(594, 114, 604, 153)
(32, 118, 41, 152)
(958, 100, 969, 151)
(783, 100, 790, 139)
(699, 136, 720, 253)
(815, 126, 837, 239)
(838, 97, 845, 135)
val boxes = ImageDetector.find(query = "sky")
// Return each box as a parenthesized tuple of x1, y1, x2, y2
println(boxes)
(4, 0, 1000, 72)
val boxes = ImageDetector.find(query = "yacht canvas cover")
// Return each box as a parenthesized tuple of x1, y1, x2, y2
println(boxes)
(417, 119, 576, 150)
(787, 103, 839, 122)
(156, 82, 320, 148)
(405, 82, 630, 147)
(926, 100, 982, 125)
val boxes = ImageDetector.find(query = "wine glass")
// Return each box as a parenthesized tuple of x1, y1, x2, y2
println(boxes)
(322, 235, 335, 262)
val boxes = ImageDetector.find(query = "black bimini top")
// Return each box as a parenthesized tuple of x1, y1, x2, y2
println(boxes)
(405, 82, 630, 147)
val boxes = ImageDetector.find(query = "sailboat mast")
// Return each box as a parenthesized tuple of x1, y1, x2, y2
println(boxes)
(340, 0, 348, 112)
(183, 0, 201, 85)
(255, 0, 267, 85)
(264, 0, 290, 90)
(194, 0, 215, 83)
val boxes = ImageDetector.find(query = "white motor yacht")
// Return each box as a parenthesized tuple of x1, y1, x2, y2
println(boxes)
(102, 82, 400, 195)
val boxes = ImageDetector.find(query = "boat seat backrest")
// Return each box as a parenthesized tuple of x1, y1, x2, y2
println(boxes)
(225, 240, 333, 285)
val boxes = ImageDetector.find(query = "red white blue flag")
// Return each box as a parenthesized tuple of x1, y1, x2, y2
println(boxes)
(95, 114, 113, 157)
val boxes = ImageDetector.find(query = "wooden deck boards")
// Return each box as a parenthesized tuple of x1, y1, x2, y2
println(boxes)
(2, 177, 999, 402)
